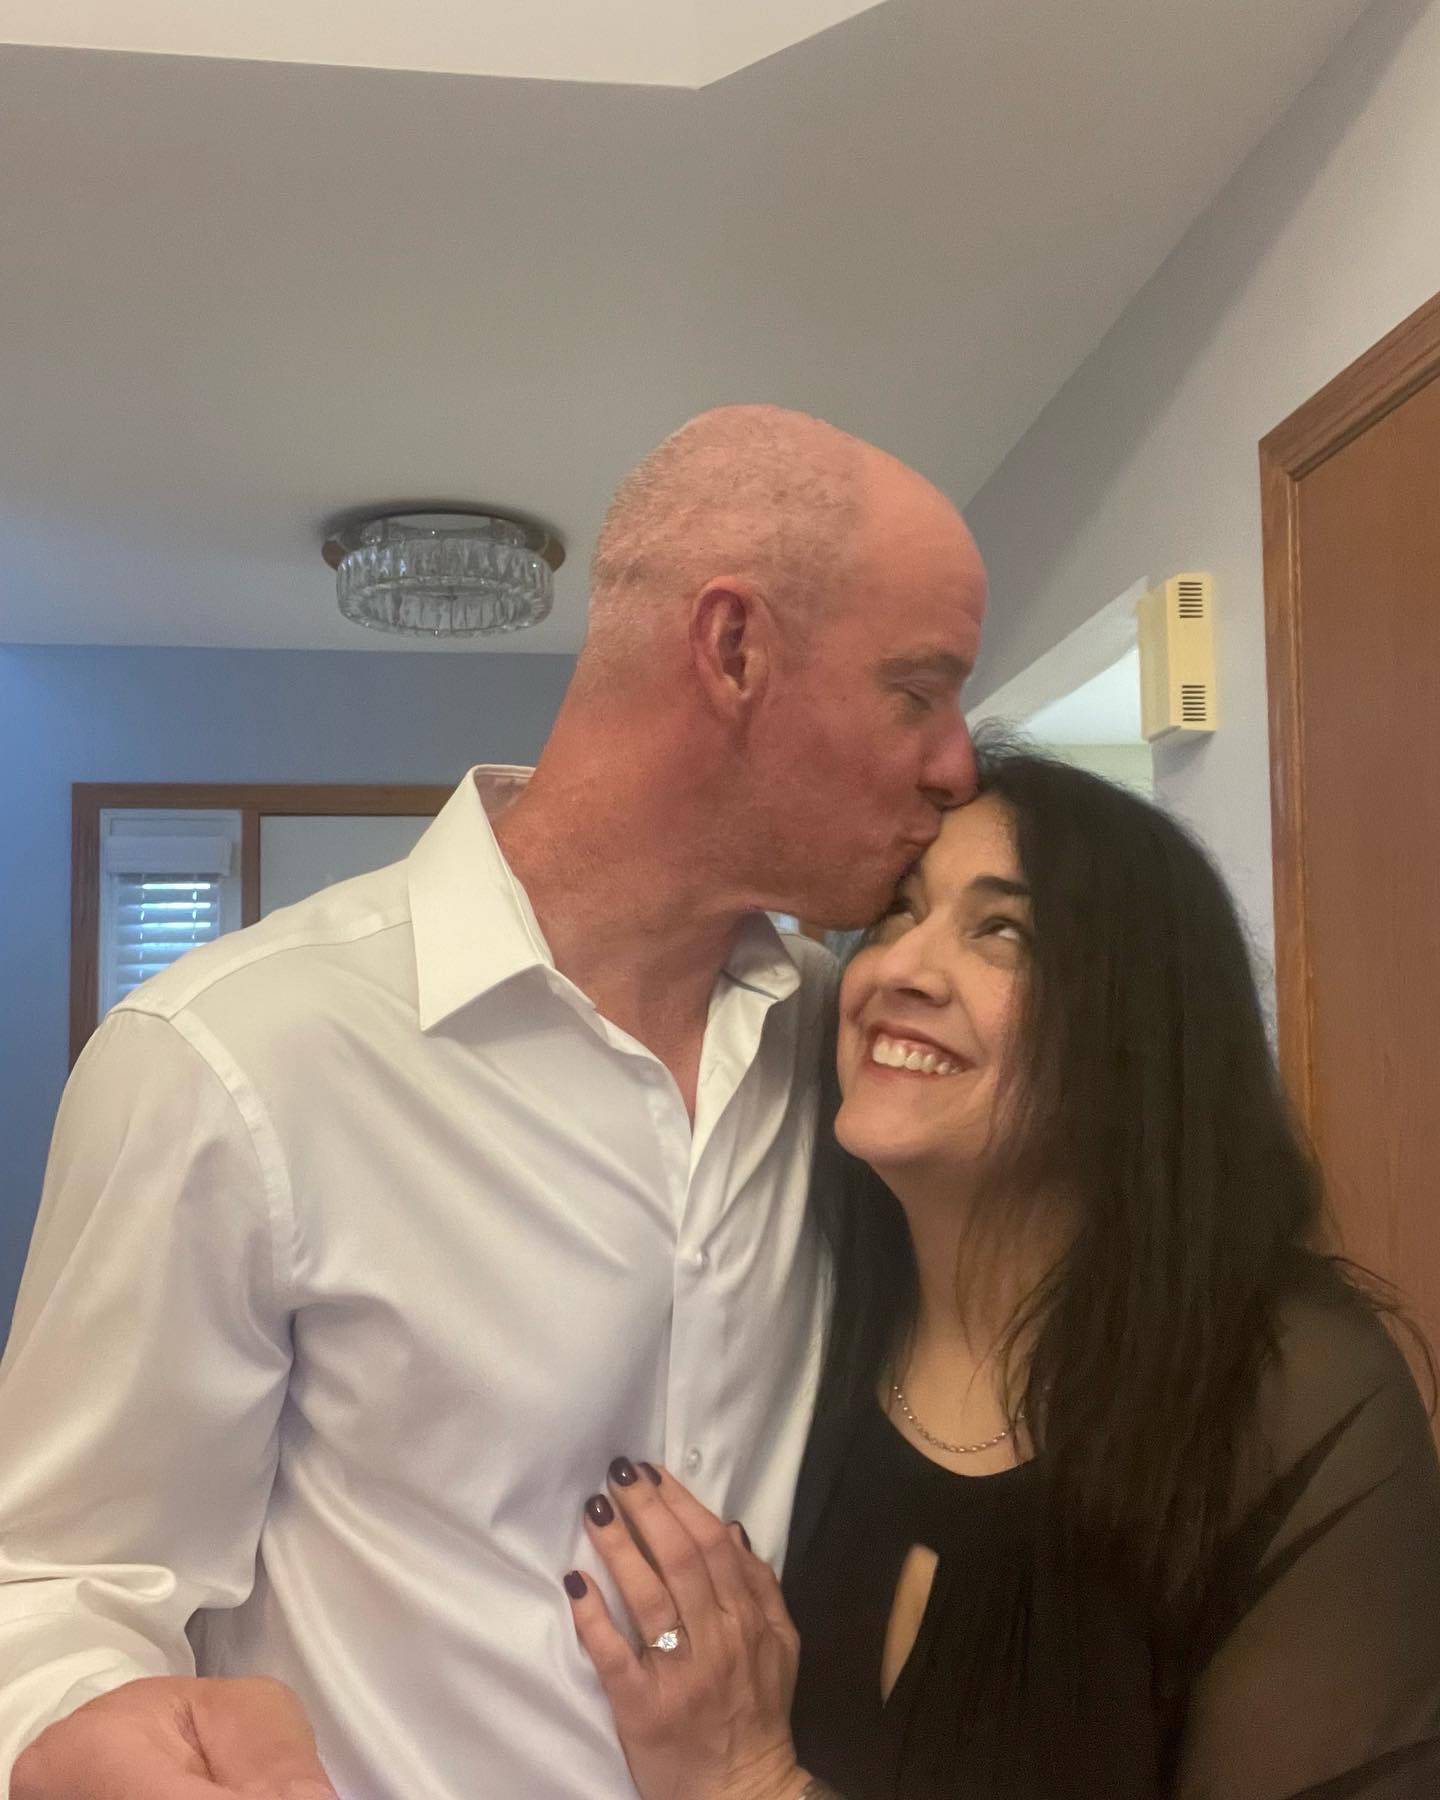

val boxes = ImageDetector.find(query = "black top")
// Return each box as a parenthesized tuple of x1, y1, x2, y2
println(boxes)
(784, 1292, 1440, 1799)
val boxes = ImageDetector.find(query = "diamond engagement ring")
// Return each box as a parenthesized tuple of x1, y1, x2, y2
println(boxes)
(647, 1626, 683, 1653)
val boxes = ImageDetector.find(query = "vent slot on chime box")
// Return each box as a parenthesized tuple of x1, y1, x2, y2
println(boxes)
(1138, 574, 1217, 741)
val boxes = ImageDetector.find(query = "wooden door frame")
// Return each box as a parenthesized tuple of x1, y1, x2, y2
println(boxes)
(71, 782, 452, 1065)
(1260, 290, 1440, 1122)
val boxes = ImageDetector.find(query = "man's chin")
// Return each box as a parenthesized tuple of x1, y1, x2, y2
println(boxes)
(803, 877, 906, 934)
(771, 855, 915, 933)
(792, 897, 890, 935)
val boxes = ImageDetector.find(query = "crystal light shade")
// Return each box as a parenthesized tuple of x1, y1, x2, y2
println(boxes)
(324, 511, 562, 637)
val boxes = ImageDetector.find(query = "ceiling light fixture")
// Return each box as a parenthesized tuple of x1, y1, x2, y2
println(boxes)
(322, 509, 565, 638)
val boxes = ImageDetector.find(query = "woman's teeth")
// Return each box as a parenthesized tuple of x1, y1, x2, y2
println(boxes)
(870, 1034, 960, 1076)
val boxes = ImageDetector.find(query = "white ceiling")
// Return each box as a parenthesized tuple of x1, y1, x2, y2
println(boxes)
(0, 0, 1374, 656)
(1025, 647, 1144, 746)
(0, 0, 888, 88)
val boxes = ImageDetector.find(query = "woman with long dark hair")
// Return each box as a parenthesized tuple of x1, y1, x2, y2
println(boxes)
(567, 745, 1440, 1800)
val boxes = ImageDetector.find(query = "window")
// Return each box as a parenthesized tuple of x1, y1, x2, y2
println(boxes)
(97, 811, 243, 1016)
(71, 782, 456, 1064)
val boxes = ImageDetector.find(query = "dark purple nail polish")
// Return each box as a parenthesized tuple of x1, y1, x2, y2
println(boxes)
(729, 1519, 752, 1551)
(639, 1461, 662, 1486)
(563, 1570, 587, 1600)
(609, 1457, 639, 1487)
(585, 1493, 615, 1527)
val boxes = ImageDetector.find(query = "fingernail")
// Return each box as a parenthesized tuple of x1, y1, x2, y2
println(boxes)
(609, 1456, 639, 1487)
(729, 1519, 752, 1551)
(585, 1493, 615, 1527)
(563, 1570, 587, 1600)
(639, 1461, 662, 1486)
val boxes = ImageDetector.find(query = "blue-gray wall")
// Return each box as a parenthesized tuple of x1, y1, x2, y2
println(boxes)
(0, 643, 575, 1336)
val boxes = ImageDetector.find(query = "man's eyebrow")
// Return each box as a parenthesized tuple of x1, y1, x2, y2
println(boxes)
(879, 650, 972, 684)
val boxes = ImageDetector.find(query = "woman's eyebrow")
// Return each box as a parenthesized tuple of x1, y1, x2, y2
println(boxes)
(965, 875, 1031, 901)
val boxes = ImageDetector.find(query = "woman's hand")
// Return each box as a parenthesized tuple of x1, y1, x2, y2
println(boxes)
(564, 1457, 815, 1800)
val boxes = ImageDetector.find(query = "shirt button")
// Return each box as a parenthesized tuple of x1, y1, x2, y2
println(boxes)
(684, 1447, 703, 1474)
(689, 1249, 709, 1272)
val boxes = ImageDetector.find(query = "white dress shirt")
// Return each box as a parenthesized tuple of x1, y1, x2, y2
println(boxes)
(0, 768, 832, 1798)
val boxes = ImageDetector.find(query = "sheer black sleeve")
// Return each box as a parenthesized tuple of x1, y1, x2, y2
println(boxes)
(1175, 1286, 1440, 1798)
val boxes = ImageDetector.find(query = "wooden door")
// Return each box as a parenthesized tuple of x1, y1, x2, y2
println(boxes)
(1262, 292, 1440, 1361)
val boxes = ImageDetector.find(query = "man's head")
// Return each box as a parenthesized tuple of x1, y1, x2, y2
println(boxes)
(573, 405, 987, 929)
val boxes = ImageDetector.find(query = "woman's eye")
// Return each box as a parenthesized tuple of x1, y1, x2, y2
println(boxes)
(978, 915, 1028, 946)
(865, 898, 916, 943)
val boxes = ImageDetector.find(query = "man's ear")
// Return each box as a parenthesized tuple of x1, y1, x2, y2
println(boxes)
(689, 579, 772, 720)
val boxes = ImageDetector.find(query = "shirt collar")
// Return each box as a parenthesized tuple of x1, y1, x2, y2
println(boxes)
(720, 910, 802, 1004)
(408, 765, 803, 1031)
(409, 767, 551, 1032)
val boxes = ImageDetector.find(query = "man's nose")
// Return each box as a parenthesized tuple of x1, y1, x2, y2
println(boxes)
(921, 714, 978, 810)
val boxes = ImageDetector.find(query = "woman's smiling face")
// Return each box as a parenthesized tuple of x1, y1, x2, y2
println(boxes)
(835, 794, 1032, 1181)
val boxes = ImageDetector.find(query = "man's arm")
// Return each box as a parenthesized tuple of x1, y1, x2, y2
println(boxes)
(0, 1008, 298, 1782)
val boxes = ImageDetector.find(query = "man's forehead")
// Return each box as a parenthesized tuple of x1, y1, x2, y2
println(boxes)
(881, 601, 983, 665)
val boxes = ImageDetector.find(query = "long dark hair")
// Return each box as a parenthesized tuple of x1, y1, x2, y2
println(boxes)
(813, 738, 1367, 1623)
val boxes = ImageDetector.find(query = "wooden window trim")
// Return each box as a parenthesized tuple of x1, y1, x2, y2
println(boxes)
(1260, 289, 1440, 1122)
(70, 783, 452, 1066)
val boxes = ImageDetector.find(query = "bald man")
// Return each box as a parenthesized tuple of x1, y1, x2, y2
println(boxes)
(0, 408, 987, 1800)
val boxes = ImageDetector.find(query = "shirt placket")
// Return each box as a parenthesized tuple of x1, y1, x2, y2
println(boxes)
(663, 985, 773, 1498)
(545, 958, 787, 1505)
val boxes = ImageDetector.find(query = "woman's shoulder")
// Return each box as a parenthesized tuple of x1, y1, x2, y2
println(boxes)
(1249, 1257, 1434, 1490)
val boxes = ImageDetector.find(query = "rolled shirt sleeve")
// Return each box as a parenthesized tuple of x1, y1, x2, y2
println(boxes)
(0, 1007, 294, 1774)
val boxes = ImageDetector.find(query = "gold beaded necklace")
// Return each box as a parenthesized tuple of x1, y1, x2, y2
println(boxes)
(890, 1381, 1016, 1456)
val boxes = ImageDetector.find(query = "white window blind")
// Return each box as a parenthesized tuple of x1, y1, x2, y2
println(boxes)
(108, 874, 227, 1002)
(102, 834, 236, 877)
(98, 811, 243, 1016)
